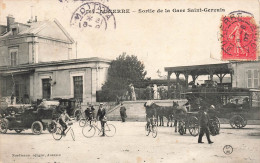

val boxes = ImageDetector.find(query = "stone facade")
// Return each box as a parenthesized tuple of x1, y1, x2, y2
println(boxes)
(0, 15, 110, 104)
(230, 61, 260, 89)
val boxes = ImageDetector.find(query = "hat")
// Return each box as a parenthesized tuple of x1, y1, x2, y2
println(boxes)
(210, 105, 215, 109)
(100, 103, 103, 105)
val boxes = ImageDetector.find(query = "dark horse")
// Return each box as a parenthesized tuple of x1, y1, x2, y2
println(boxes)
(144, 101, 175, 127)
(144, 101, 188, 132)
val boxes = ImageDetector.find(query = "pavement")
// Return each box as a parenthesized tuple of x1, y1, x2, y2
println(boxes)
(0, 121, 260, 163)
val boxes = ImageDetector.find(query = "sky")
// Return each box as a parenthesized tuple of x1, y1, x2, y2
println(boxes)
(0, 0, 259, 79)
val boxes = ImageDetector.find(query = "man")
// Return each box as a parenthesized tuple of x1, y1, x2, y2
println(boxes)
(90, 105, 95, 119)
(96, 103, 106, 136)
(119, 103, 127, 122)
(198, 105, 213, 144)
(144, 101, 156, 130)
(59, 108, 71, 136)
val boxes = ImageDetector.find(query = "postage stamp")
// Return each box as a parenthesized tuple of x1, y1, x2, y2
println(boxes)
(221, 10, 258, 61)
(70, 2, 116, 30)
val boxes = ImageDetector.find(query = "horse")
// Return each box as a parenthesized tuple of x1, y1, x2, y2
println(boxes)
(172, 101, 188, 132)
(144, 101, 174, 127)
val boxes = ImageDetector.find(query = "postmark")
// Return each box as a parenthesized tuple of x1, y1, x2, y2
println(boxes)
(223, 145, 233, 155)
(70, 2, 116, 30)
(221, 10, 258, 61)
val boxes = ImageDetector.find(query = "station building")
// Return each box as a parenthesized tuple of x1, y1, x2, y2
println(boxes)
(0, 15, 110, 104)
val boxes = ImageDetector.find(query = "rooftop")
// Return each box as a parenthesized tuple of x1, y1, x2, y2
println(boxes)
(0, 57, 111, 73)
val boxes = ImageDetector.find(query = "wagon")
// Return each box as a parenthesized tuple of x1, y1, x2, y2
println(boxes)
(184, 88, 259, 129)
(175, 111, 220, 137)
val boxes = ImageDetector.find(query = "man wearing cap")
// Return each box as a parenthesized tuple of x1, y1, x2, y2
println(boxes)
(96, 103, 106, 136)
(198, 105, 213, 144)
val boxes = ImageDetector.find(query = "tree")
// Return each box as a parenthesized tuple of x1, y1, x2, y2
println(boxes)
(100, 53, 147, 101)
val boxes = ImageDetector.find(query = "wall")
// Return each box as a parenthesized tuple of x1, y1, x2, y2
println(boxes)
(37, 38, 71, 63)
(0, 38, 29, 66)
(31, 61, 110, 103)
(107, 100, 188, 121)
(232, 62, 260, 89)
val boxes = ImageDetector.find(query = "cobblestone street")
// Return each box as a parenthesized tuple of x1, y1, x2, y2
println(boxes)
(1, 121, 260, 163)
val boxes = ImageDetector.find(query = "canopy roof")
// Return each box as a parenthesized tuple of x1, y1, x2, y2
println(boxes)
(165, 58, 231, 75)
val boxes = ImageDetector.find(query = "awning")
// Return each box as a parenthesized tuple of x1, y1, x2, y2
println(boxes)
(0, 69, 34, 76)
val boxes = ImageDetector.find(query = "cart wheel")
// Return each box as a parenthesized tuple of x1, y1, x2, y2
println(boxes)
(242, 119, 247, 128)
(47, 121, 57, 133)
(209, 119, 219, 136)
(31, 121, 43, 135)
(15, 129, 23, 133)
(0, 119, 8, 134)
(178, 121, 185, 135)
(240, 115, 247, 128)
(188, 116, 199, 136)
(229, 115, 244, 129)
(210, 116, 220, 135)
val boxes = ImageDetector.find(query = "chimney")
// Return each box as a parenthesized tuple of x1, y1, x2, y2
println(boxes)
(7, 15, 15, 32)
(35, 16, 37, 22)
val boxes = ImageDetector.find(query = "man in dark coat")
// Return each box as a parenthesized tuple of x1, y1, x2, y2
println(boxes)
(96, 103, 106, 136)
(198, 106, 213, 144)
(119, 103, 127, 122)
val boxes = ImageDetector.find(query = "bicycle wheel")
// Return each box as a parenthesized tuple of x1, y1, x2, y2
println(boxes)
(52, 127, 63, 140)
(70, 128, 75, 141)
(82, 124, 96, 138)
(145, 125, 150, 136)
(151, 125, 157, 138)
(105, 124, 116, 137)
(79, 119, 87, 127)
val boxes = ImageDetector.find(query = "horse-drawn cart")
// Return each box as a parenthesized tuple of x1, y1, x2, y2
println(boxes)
(176, 111, 220, 137)
(184, 88, 260, 129)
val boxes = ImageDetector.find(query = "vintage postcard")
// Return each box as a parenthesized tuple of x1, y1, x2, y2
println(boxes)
(0, 0, 260, 163)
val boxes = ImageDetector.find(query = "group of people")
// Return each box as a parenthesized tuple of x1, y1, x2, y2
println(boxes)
(146, 84, 168, 100)
(59, 99, 214, 143)
(58, 103, 107, 137)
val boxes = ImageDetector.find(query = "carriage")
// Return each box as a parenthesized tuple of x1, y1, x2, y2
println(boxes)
(184, 88, 260, 129)
(144, 100, 220, 137)
(175, 110, 220, 137)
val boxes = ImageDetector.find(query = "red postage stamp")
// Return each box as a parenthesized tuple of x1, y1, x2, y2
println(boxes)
(221, 13, 258, 61)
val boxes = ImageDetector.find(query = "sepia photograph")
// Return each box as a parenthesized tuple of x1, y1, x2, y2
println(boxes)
(0, 0, 259, 162)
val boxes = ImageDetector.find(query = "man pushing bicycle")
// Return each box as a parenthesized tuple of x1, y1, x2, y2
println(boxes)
(96, 103, 106, 137)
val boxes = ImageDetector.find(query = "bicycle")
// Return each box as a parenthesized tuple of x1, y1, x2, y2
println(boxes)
(79, 115, 94, 127)
(79, 117, 89, 127)
(52, 121, 75, 141)
(82, 119, 116, 138)
(145, 117, 157, 138)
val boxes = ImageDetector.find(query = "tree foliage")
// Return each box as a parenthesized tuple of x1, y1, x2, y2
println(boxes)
(102, 53, 147, 93)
